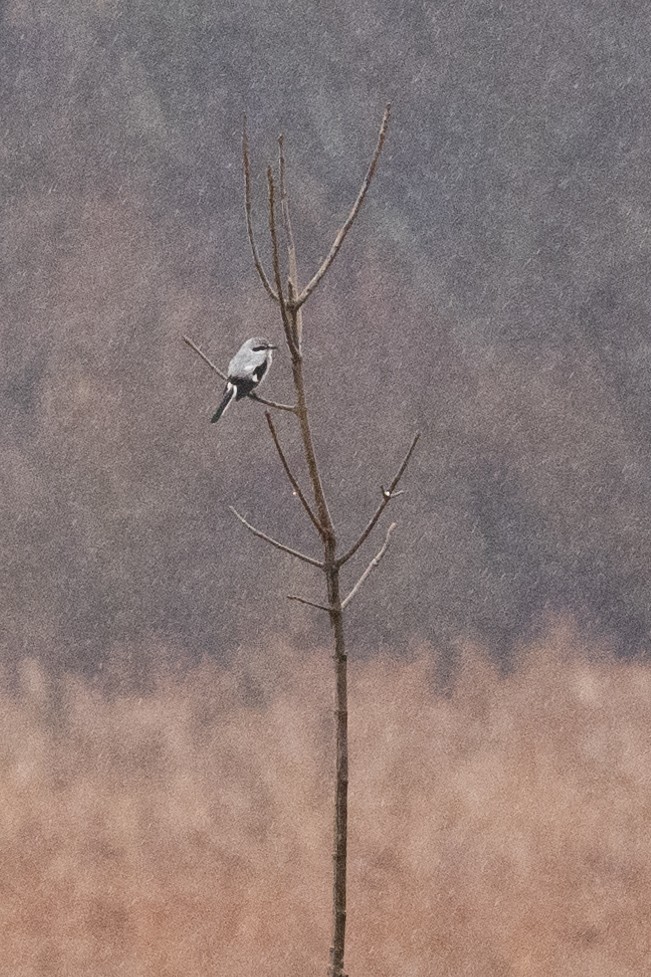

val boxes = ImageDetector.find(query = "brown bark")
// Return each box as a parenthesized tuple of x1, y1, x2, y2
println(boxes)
(326, 563, 349, 977)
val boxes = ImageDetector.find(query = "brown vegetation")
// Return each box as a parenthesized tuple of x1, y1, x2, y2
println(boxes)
(2, 622, 649, 975)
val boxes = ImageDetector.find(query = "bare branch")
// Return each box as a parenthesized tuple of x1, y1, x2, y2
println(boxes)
(267, 167, 299, 358)
(278, 135, 298, 279)
(242, 116, 278, 303)
(341, 523, 397, 609)
(278, 134, 304, 349)
(183, 334, 227, 380)
(248, 391, 296, 413)
(229, 506, 323, 567)
(265, 412, 324, 534)
(183, 335, 296, 413)
(296, 103, 391, 309)
(287, 594, 330, 612)
(337, 431, 420, 567)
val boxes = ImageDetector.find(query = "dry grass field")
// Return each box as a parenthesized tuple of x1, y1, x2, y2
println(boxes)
(2, 621, 650, 976)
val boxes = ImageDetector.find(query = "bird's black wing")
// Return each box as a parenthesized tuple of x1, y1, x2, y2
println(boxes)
(230, 359, 269, 400)
(231, 375, 258, 400)
(253, 359, 269, 383)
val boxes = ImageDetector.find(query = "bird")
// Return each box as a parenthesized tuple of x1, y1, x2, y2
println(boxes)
(211, 337, 277, 423)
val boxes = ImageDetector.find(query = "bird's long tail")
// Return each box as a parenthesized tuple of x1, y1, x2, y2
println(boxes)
(211, 383, 236, 423)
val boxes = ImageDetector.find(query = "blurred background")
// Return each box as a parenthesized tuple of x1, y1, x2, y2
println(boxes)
(2, 0, 651, 671)
(2, 632, 650, 975)
(3, 2, 651, 974)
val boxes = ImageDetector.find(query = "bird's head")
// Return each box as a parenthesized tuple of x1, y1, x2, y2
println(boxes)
(248, 337, 277, 353)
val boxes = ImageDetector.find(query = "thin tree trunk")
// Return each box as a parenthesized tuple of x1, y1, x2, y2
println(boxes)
(327, 561, 348, 977)
(290, 339, 348, 977)
(291, 356, 332, 533)
(185, 106, 415, 977)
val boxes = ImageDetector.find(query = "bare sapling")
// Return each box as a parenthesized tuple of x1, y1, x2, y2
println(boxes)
(185, 103, 419, 977)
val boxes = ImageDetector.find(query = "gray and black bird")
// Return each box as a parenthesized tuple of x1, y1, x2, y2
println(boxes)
(211, 337, 277, 423)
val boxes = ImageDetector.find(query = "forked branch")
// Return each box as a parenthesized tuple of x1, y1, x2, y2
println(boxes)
(288, 523, 399, 613)
(229, 506, 323, 568)
(341, 522, 397, 609)
(183, 336, 296, 413)
(296, 103, 391, 309)
(243, 116, 278, 303)
(265, 411, 324, 534)
(337, 431, 420, 567)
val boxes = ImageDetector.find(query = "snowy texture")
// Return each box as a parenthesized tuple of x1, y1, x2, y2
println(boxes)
(1, 0, 651, 666)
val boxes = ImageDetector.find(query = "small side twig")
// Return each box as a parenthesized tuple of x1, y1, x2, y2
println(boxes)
(243, 116, 278, 303)
(337, 431, 420, 567)
(183, 336, 296, 413)
(287, 594, 330, 612)
(341, 522, 397, 609)
(229, 506, 323, 567)
(265, 412, 324, 534)
(296, 104, 391, 310)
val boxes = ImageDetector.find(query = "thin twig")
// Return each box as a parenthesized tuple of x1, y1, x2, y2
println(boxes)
(278, 134, 303, 349)
(183, 335, 228, 380)
(265, 412, 324, 534)
(183, 336, 296, 413)
(247, 392, 296, 413)
(287, 594, 330, 611)
(296, 104, 391, 310)
(242, 115, 278, 303)
(229, 506, 323, 567)
(341, 523, 397, 609)
(267, 168, 299, 358)
(278, 135, 298, 279)
(337, 431, 420, 567)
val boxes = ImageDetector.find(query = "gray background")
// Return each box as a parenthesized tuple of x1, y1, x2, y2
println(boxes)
(2, 0, 650, 671)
